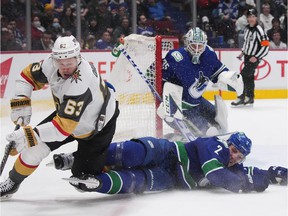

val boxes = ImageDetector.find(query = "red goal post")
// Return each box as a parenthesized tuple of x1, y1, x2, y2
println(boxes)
(108, 34, 179, 141)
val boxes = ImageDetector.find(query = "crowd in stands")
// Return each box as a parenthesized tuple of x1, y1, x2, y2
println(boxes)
(1, 0, 287, 51)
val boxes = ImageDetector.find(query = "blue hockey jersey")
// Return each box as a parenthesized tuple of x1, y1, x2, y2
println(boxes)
(162, 46, 228, 106)
(184, 137, 256, 192)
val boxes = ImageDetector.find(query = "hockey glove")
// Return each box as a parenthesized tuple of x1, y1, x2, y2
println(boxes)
(10, 97, 32, 126)
(6, 126, 42, 156)
(268, 166, 287, 185)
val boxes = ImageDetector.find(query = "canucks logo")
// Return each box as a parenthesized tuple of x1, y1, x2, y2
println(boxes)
(188, 71, 209, 99)
(70, 70, 82, 83)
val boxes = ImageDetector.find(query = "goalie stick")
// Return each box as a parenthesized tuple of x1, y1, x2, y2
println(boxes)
(117, 44, 196, 141)
(0, 117, 23, 176)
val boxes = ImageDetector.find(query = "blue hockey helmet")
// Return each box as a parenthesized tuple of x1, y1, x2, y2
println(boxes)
(227, 132, 252, 157)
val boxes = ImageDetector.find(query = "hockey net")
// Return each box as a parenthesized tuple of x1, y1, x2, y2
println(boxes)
(108, 34, 179, 142)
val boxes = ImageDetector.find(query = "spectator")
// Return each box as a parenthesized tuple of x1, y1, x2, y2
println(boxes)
(201, 16, 217, 46)
(217, 0, 239, 43)
(96, 31, 114, 50)
(84, 34, 97, 50)
(61, 6, 76, 36)
(41, 3, 56, 29)
(8, 18, 26, 50)
(84, 16, 101, 39)
(146, 0, 170, 21)
(269, 31, 287, 49)
(97, 1, 113, 34)
(32, 30, 54, 50)
(137, 14, 155, 37)
(31, 15, 46, 42)
(1, 0, 26, 21)
(235, 6, 249, 47)
(113, 17, 132, 43)
(279, 7, 287, 30)
(31, 0, 45, 18)
(267, 18, 287, 43)
(259, 3, 274, 33)
(118, 2, 130, 19)
(1, 28, 23, 51)
(245, 0, 256, 7)
(47, 17, 63, 41)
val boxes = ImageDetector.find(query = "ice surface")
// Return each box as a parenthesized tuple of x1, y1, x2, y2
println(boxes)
(1, 99, 287, 216)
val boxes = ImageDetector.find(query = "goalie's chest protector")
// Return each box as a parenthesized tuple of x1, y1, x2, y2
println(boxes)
(164, 47, 226, 101)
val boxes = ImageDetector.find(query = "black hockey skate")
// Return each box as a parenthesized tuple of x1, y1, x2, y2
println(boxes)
(52, 153, 74, 170)
(231, 96, 245, 107)
(0, 178, 20, 200)
(66, 174, 101, 192)
(244, 96, 254, 106)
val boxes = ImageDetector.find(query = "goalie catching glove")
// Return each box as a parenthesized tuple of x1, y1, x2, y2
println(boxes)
(6, 126, 43, 156)
(10, 97, 32, 126)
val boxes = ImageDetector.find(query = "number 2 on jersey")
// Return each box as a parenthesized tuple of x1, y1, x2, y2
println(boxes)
(214, 145, 223, 155)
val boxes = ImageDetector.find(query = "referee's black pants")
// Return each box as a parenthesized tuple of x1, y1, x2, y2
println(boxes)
(241, 55, 260, 99)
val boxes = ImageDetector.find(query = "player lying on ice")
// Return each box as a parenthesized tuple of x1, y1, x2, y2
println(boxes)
(154, 27, 244, 138)
(51, 132, 286, 194)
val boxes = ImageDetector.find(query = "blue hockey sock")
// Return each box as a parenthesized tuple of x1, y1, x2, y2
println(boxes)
(96, 169, 146, 194)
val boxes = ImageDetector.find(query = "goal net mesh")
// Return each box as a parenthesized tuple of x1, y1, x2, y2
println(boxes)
(108, 34, 178, 142)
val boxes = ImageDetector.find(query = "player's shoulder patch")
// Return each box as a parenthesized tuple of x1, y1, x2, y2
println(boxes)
(171, 51, 183, 62)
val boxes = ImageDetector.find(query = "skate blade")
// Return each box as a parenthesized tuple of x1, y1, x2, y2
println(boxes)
(62, 178, 100, 187)
(231, 104, 245, 108)
(0, 194, 13, 201)
(45, 160, 55, 167)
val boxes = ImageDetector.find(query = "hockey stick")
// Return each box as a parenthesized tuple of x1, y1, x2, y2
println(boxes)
(0, 118, 23, 176)
(118, 45, 196, 141)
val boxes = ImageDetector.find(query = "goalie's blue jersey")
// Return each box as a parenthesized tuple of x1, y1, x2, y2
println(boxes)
(162, 46, 228, 106)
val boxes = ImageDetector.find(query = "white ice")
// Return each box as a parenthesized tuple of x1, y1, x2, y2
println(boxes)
(1, 99, 287, 216)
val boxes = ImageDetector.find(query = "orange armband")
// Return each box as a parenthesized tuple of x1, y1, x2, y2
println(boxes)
(261, 40, 270, 46)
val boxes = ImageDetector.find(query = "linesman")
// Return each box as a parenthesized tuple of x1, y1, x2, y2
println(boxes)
(232, 8, 269, 107)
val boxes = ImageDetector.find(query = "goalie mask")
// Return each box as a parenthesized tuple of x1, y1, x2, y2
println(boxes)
(184, 27, 207, 64)
(52, 35, 81, 64)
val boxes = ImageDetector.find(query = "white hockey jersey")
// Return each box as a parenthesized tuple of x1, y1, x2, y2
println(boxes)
(16, 55, 117, 142)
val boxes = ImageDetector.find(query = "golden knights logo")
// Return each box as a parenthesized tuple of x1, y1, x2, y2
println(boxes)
(70, 70, 82, 83)
(60, 44, 66, 48)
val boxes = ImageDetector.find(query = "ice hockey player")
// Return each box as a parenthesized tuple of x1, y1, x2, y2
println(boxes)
(0, 35, 119, 200)
(52, 132, 286, 195)
(156, 27, 244, 138)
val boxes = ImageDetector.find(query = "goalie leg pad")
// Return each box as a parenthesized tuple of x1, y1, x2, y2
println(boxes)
(214, 95, 228, 133)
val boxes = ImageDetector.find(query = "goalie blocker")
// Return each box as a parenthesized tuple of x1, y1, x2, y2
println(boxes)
(157, 82, 228, 137)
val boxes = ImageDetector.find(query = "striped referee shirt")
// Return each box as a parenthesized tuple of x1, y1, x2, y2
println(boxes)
(242, 24, 269, 59)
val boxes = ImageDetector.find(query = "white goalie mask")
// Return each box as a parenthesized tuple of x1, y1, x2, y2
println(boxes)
(52, 35, 81, 64)
(184, 27, 207, 64)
